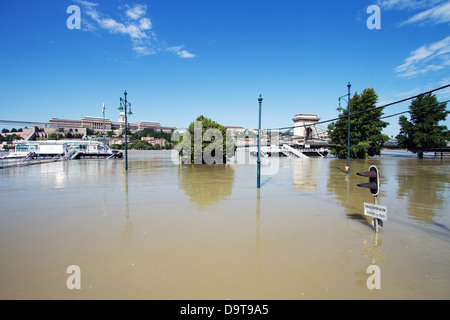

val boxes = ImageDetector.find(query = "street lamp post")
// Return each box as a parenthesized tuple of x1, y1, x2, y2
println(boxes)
(257, 95, 263, 189)
(118, 90, 133, 171)
(347, 82, 351, 174)
(337, 82, 351, 174)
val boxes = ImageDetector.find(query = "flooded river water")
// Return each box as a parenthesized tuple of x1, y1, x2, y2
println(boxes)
(0, 150, 449, 299)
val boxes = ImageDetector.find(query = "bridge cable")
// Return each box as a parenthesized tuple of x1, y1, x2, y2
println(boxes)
(270, 83, 450, 131)
(355, 99, 450, 127)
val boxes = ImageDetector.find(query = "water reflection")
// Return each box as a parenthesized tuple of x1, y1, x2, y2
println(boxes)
(396, 160, 448, 223)
(292, 159, 318, 192)
(326, 159, 375, 227)
(255, 189, 262, 275)
(325, 156, 450, 228)
(353, 233, 386, 290)
(120, 172, 133, 244)
(178, 164, 235, 209)
(363, 233, 385, 265)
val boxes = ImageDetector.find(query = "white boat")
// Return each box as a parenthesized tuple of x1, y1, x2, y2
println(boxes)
(0, 151, 30, 159)
(1, 140, 122, 160)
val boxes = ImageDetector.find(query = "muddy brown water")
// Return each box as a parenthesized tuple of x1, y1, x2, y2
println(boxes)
(1, 150, 449, 299)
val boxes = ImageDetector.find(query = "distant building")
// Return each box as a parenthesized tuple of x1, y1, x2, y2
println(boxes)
(50, 117, 112, 131)
(82, 116, 112, 131)
(49, 116, 174, 134)
(142, 136, 166, 147)
(247, 129, 259, 136)
(49, 118, 83, 129)
(226, 126, 245, 135)
(137, 121, 162, 131)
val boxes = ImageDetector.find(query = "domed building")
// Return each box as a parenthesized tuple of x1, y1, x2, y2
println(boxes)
(118, 111, 126, 123)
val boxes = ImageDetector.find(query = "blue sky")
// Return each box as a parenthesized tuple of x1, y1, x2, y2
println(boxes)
(0, 0, 449, 137)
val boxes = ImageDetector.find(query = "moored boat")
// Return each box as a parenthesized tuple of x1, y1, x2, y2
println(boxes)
(0, 140, 122, 160)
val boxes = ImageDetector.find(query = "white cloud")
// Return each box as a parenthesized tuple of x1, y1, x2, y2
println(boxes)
(178, 50, 196, 58)
(126, 4, 146, 20)
(378, 1, 450, 81)
(400, 1, 450, 25)
(139, 18, 152, 30)
(376, 0, 450, 25)
(438, 77, 450, 98)
(392, 87, 424, 98)
(74, 1, 194, 59)
(376, 0, 445, 10)
(74, 0, 98, 8)
(99, 18, 147, 39)
(440, 76, 450, 85)
(167, 46, 196, 59)
(395, 35, 450, 78)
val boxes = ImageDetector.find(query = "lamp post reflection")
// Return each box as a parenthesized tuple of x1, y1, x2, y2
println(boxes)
(121, 172, 133, 244)
(256, 189, 262, 275)
(359, 233, 385, 291)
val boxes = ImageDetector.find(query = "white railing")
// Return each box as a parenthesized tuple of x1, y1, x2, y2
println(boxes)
(282, 144, 309, 159)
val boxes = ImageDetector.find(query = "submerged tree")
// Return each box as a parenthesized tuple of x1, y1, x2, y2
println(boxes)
(328, 87, 389, 159)
(177, 115, 236, 164)
(396, 93, 448, 158)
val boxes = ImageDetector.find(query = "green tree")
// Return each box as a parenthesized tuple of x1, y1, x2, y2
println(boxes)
(130, 140, 152, 150)
(328, 87, 389, 159)
(5, 134, 22, 142)
(396, 93, 448, 158)
(129, 128, 173, 144)
(177, 115, 236, 164)
(48, 132, 58, 140)
(110, 143, 124, 150)
(165, 143, 174, 150)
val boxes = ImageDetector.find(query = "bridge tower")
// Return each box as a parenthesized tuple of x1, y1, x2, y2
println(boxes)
(292, 114, 320, 143)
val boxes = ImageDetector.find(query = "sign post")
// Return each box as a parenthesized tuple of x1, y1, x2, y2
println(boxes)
(357, 165, 386, 232)
(363, 202, 387, 221)
(364, 202, 387, 231)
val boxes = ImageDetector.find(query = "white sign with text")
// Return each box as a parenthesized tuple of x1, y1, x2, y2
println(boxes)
(364, 203, 387, 221)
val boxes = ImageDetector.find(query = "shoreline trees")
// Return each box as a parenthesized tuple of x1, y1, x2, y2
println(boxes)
(396, 93, 448, 158)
